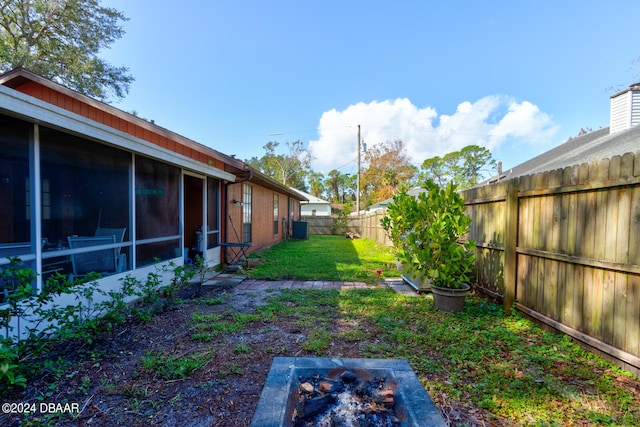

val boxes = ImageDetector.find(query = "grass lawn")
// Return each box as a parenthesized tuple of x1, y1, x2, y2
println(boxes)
(247, 234, 397, 282)
(247, 235, 640, 425)
(4, 236, 638, 426)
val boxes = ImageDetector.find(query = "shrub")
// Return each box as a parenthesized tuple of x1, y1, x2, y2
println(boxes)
(383, 179, 475, 289)
(0, 258, 194, 396)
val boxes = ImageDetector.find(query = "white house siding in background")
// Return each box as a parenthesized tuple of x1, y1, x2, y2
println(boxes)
(290, 188, 332, 217)
(610, 83, 640, 134)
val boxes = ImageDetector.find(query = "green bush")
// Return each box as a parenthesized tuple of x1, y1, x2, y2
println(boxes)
(0, 339, 26, 389)
(0, 258, 194, 396)
(383, 179, 475, 289)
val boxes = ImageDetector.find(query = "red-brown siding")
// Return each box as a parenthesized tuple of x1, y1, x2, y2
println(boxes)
(12, 81, 222, 168)
(224, 183, 298, 256)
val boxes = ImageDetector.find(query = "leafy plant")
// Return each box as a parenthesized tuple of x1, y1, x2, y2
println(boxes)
(380, 191, 421, 254)
(384, 179, 475, 289)
(0, 257, 38, 340)
(191, 255, 210, 298)
(0, 338, 26, 389)
(0, 258, 198, 397)
(332, 201, 353, 235)
(219, 362, 244, 377)
(234, 343, 250, 353)
(301, 328, 332, 354)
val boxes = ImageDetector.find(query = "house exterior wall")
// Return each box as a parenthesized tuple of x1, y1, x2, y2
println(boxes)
(225, 183, 299, 256)
(0, 69, 304, 340)
(225, 183, 245, 245)
(250, 186, 286, 252)
(300, 202, 332, 216)
(0, 106, 226, 339)
(11, 80, 228, 171)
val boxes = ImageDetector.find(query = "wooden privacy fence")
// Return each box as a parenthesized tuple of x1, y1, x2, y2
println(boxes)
(461, 151, 640, 375)
(359, 210, 391, 245)
(301, 216, 360, 235)
(301, 212, 387, 241)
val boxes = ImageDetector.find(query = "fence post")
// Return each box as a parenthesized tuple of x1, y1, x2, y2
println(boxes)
(503, 178, 519, 314)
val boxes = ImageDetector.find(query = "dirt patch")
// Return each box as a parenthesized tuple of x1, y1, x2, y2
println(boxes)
(2, 285, 495, 426)
(2, 285, 361, 427)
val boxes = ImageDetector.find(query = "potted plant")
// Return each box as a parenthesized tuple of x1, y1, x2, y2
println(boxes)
(384, 180, 475, 311)
(381, 190, 432, 292)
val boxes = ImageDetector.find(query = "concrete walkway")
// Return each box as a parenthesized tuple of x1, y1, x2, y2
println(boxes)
(203, 273, 419, 295)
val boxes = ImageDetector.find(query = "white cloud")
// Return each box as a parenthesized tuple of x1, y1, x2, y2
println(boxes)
(309, 96, 558, 173)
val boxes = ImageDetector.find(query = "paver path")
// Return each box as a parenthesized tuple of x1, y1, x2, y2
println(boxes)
(203, 273, 419, 295)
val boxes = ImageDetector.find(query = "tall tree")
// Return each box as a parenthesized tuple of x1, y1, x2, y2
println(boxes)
(0, 0, 133, 101)
(420, 151, 460, 186)
(245, 140, 312, 189)
(420, 156, 447, 186)
(324, 169, 354, 203)
(420, 144, 496, 189)
(458, 145, 496, 188)
(361, 139, 416, 204)
(307, 171, 325, 198)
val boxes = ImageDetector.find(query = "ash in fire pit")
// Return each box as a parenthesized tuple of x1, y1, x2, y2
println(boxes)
(251, 357, 446, 427)
(293, 371, 399, 426)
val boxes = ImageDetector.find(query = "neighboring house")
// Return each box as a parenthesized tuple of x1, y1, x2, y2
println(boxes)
(483, 83, 640, 184)
(0, 68, 305, 328)
(367, 187, 428, 212)
(291, 188, 331, 217)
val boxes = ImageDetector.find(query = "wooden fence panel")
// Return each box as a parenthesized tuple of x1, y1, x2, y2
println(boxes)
(628, 274, 640, 357)
(629, 186, 640, 359)
(464, 183, 507, 297)
(360, 210, 390, 245)
(459, 150, 640, 375)
(302, 216, 361, 235)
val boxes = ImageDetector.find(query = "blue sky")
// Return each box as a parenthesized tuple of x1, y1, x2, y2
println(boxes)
(101, 0, 640, 178)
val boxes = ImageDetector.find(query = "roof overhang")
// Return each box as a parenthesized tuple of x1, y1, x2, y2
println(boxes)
(244, 167, 309, 201)
(0, 67, 247, 174)
(0, 83, 237, 182)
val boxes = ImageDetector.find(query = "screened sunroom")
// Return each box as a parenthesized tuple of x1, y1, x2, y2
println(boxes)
(0, 86, 234, 302)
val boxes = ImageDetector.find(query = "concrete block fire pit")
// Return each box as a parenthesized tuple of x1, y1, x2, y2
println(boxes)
(250, 357, 446, 427)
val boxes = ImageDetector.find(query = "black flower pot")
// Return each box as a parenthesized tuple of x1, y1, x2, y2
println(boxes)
(431, 283, 471, 313)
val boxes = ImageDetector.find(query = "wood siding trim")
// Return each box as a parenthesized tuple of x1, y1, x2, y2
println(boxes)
(5, 77, 245, 174)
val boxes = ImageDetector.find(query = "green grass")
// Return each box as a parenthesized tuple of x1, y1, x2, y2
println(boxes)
(190, 311, 260, 342)
(247, 235, 396, 283)
(257, 288, 639, 425)
(139, 350, 211, 380)
(239, 232, 638, 426)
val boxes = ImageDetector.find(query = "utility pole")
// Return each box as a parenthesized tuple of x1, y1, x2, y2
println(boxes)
(356, 124, 361, 218)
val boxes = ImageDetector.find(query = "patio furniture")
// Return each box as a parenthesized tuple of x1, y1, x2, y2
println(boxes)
(67, 235, 117, 277)
(95, 227, 126, 243)
(220, 242, 252, 271)
(94, 227, 127, 272)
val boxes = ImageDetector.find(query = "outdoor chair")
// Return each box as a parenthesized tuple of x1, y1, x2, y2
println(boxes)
(67, 235, 117, 278)
(94, 227, 127, 273)
(94, 227, 126, 243)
